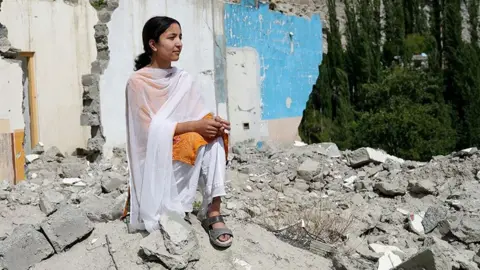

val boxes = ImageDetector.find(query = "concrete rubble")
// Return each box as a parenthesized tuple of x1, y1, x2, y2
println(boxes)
(0, 141, 479, 269)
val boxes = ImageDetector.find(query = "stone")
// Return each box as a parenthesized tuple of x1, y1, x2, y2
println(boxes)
(347, 147, 387, 168)
(80, 193, 126, 222)
(60, 157, 87, 178)
(44, 146, 65, 161)
(293, 180, 310, 192)
(39, 190, 65, 215)
(395, 249, 448, 270)
(409, 180, 436, 195)
(140, 213, 199, 269)
(317, 142, 341, 158)
(100, 172, 126, 193)
(0, 224, 54, 270)
(351, 193, 366, 205)
(40, 205, 94, 252)
(297, 159, 320, 181)
(374, 182, 406, 196)
(383, 158, 401, 171)
(422, 206, 447, 233)
(343, 175, 357, 190)
(451, 216, 480, 244)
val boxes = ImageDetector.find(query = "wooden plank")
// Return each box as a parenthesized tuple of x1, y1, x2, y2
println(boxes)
(13, 129, 25, 184)
(0, 133, 14, 186)
(19, 51, 39, 148)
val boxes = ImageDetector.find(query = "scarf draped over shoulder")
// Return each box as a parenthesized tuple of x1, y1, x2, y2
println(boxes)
(125, 67, 227, 232)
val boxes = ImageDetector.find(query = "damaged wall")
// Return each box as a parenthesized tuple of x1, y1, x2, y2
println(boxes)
(98, 0, 219, 155)
(0, 0, 98, 153)
(0, 57, 23, 132)
(225, 0, 323, 144)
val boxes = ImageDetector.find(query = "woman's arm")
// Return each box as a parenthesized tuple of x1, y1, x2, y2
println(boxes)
(174, 121, 196, 136)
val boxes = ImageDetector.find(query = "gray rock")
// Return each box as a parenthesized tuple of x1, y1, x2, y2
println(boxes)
(80, 193, 126, 222)
(317, 142, 341, 158)
(39, 190, 65, 215)
(297, 159, 320, 181)
(422, 206, 447, 233)
(140, 213, 199, 269)
(374, 182, 406, 196)
(347, 147, 387, 168)
(60, 157, 87, 178)
(0, 224, 54, 270)
(293, 180, 310, 192)
(395, 249, 448, 270)
(451, 216, 480, 244)
(101, 172, 127, 193)
(40, 205, 94, 252)
(409, 180, 436, 195)
(44, 146, 65, 161)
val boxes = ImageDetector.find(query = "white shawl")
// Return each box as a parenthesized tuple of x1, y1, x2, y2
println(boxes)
(125, 67, 212, 232)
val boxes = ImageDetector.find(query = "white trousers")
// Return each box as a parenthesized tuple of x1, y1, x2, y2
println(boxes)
(172, 137, 227, 219)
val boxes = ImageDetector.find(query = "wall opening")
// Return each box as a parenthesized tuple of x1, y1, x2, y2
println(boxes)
(243, 122, 250, 130)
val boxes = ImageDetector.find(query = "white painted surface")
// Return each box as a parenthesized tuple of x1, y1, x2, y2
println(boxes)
(226, 47, 265, 144)
(0, 58, 23, 131)
(100, 0, 217, 154)
(0, 0, 98, 152)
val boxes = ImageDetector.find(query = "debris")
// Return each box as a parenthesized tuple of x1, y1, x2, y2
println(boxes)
(0, 224, 54, 270)
(408, 213, 425, 235)
(40, 205, 95, 252)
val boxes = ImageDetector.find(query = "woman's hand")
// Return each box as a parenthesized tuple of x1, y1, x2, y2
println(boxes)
(193, 119, 223, 139)
(214, 116, 231, 133)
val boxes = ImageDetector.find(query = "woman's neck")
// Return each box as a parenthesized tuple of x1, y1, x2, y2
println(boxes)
(150, 59, 172, 69)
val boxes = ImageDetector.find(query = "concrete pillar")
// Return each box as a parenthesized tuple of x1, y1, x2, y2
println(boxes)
(211, 0, 229, 120)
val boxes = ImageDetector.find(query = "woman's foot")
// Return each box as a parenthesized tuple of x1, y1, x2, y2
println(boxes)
(201, 197, 233, 247)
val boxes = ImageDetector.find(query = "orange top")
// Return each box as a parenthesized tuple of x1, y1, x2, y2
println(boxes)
(172, 113, 229, 166)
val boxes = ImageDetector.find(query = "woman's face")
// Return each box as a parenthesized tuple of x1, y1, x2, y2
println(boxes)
(150, 23, 183, 63)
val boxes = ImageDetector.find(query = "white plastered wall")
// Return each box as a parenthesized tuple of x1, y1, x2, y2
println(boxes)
(0, 58, 23, 131)
(0, 0, 97, 153)
(100, 0, 217, 155)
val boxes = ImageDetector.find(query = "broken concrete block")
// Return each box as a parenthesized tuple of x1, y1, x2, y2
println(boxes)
(39, 190, 65, 215)
(409, 180, 436, 195)
(40, 205, 94, 252)
(374, 182, 406, 196)
(101, 172, 127, 193)
(317, 142, 341, 158)
(451, 216, 480, 244)
(0, 224, 54, 270)
(297, 159, 320, 181)
(422, 206, 447, 233)
(79, 194, 125, 222)
(347, 147, 387, 167)
(140, 214, 199, 269)
(395, 249, 447, 270)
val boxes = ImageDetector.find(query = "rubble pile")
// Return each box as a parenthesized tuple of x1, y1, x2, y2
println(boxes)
(225, 141, 480, 269)
(0, 144, 332, 270)
(1, 140, 480, 269)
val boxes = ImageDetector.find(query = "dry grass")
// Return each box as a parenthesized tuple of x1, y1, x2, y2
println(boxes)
(261, 196, 356, 246)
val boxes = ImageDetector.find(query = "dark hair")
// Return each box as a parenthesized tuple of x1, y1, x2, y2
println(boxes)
(134, 16, 181, 71)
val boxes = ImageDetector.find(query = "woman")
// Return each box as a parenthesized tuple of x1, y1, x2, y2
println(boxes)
(124, 16, 233, 248)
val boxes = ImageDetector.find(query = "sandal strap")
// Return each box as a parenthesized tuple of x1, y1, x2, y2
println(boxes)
(209, 227, 233, 240)
(202, 215, 225, 228)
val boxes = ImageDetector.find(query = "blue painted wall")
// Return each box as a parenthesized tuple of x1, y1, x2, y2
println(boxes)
(224, 0, 323, 120)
